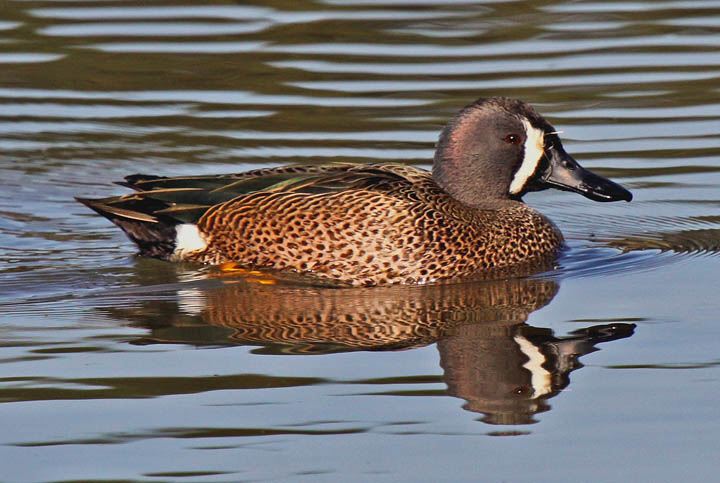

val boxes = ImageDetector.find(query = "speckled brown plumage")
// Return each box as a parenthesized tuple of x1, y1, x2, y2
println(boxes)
(188, 164, 563, 286)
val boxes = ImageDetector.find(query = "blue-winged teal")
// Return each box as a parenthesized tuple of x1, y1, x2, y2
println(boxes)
(78, 97, 632, 286)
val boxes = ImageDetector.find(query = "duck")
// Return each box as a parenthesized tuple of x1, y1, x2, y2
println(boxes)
(78, 97, 632, 287)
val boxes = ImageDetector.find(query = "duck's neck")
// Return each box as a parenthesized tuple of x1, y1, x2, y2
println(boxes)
(432, 151, 513, 209)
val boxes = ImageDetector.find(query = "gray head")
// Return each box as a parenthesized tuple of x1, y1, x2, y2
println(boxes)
(432, 97, 632, 207)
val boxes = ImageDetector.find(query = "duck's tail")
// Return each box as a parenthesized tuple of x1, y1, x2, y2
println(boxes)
(76, 195, 180, 259)
(77, 174, 214, 260)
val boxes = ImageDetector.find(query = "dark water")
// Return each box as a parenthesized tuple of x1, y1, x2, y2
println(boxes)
(1, 1, 720, 481)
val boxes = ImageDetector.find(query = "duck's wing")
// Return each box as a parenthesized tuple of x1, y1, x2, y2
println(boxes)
(79, 163, 422, 226)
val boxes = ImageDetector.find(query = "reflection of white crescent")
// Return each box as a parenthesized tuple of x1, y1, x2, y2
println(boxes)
(514, 334, 553, 398)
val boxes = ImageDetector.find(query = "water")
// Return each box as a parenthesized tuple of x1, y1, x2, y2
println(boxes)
(1, 1, 719, 481)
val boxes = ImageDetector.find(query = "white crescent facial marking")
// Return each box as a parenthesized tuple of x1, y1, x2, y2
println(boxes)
(514, 334, 553, 398)
(509, 119, 546, 195)
(174, 223, 207, 256)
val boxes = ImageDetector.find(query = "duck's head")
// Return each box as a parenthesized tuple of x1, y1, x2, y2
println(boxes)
(432, 97, 632, 207)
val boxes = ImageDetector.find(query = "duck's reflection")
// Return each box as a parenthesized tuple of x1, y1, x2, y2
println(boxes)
(120, 274, 634, 425)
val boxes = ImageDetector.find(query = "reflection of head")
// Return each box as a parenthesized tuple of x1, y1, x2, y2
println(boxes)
(439, 324, 551, 425)
(438, 323, 635, 425)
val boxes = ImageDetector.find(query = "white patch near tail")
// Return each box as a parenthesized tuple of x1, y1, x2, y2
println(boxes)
(514, 335, 552, 398)
(509, 120, 545, 195)
(174, 223, 207, 257)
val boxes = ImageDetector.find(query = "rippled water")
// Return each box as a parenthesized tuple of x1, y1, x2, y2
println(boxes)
(1, 1, 720, 482)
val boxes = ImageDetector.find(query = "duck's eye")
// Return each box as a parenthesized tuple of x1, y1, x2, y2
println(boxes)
(505, 134, 521, 145)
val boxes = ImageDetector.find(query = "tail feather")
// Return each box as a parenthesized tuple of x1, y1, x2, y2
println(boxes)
(77, 197, 178, 259)
(115, 174, 168, 191)
(77, 173, 228, 260)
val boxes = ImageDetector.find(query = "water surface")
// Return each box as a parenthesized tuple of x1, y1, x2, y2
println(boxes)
(1, 1, 719, 481)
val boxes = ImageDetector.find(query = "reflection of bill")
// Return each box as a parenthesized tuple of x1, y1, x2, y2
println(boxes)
(123, 274, 634, 425)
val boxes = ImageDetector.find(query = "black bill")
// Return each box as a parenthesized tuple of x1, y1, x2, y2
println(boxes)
(528, 142, 632, 202)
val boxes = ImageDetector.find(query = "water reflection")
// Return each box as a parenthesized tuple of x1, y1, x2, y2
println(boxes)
(605, 227, 720, 258)
(106, 275, 634, 425)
